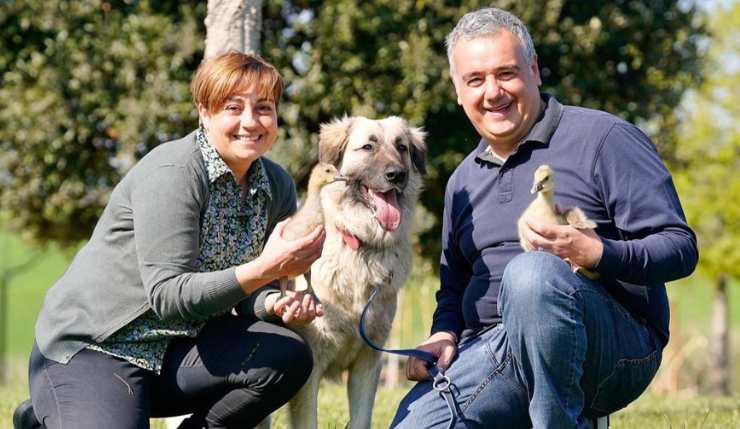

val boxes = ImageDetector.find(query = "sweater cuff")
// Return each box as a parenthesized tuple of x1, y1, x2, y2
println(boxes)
(204, 267, 248, 313)
(595, 238, 624, 279)
(236, 284, 282, 323)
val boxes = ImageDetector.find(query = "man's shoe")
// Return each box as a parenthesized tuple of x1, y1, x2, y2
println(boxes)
(12, 399, 42, 429)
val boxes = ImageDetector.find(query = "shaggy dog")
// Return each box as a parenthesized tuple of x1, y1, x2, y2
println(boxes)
(284, 116, 426, 429)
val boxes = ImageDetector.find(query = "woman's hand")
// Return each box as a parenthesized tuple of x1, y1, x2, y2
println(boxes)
(236, 220, 325, 292)
(260, 220, 326, 279)
(265, 290, 325, 325)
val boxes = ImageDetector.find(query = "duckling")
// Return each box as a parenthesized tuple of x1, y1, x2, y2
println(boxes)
(517, 165, 600, 279)
(280, 163, 345, 296)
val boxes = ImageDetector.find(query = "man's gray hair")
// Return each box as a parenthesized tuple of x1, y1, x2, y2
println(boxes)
(446, 8, 537, 75)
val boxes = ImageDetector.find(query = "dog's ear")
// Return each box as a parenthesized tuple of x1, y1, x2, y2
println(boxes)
(407, 126, 427, 175)
(319, 116, 354, 166)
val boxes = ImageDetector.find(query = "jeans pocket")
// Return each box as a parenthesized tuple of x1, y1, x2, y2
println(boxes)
(590, 349, 661, 415)
(484, 325, 509, 372)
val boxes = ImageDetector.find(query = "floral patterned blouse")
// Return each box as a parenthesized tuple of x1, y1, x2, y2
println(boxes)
(87, 128, 271, 373)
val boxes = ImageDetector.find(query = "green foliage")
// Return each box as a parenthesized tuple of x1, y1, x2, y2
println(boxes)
(672, 3, 740, 280)
(1, 1, 707, 263)
(0, 0, 204, 244)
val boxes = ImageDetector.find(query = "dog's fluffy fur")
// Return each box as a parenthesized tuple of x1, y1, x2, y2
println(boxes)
(283, 116, 426, 429)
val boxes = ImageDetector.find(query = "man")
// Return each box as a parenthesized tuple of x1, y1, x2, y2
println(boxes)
(390, 7, 697, 429)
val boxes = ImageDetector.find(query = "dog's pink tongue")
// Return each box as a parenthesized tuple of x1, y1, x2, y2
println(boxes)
(370, 190, 401, 231)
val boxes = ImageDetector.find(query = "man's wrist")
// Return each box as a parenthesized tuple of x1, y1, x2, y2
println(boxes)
(588, 239, 604, 269)
(431, 330, 458, 344)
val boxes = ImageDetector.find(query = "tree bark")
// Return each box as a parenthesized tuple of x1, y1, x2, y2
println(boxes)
(709, 273, 731, 395)
(204, 0, 262, 58)
(0, 255, 39, 385)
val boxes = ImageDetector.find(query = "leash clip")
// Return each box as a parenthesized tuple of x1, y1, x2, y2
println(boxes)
(432, 371, 452, 393)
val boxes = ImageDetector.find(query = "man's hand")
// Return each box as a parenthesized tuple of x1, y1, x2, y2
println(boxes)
(405, 331, 458, 381)
(522, 219, 603, 269)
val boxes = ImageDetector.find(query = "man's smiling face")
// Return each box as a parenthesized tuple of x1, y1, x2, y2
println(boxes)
(451, 29, 542, 152)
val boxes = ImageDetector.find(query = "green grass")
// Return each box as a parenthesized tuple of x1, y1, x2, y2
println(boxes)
(3, 366, 740, 429)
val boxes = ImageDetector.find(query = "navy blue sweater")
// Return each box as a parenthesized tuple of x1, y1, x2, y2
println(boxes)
(432, 94, 697, 346)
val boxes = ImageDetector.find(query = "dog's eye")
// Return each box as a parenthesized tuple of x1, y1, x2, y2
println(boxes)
(361, 143, 374, 151)
(395, 137, 408, 152)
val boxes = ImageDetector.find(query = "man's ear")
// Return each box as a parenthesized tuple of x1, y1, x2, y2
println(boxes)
(531, 54, 542, 86)
(406, 126, 427, 175)
(450, 68, 463, 105)
(319, 116, 354, 166)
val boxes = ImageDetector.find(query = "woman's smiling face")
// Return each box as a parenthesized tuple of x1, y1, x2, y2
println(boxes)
(199, 86, 278, 179)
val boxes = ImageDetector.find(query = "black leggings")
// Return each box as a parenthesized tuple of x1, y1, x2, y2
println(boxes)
(28, 316, 313, 429)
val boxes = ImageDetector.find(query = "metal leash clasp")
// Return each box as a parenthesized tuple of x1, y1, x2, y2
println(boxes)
(428, 366, 463, 429)
(432, 369, 452, 393)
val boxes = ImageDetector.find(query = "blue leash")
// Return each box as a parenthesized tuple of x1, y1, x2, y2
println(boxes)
(359, 286, 464, 428)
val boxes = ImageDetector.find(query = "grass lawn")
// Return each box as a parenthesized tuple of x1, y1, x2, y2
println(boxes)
(3, 366, 740, 429)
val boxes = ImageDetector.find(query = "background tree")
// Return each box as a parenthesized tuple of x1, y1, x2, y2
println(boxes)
(205, 0, 262, 57)
(0, 239, 38, 383)
(0, 0, 204, 245)
(1, 0, 707, 266)
(672, 2, 739, 395)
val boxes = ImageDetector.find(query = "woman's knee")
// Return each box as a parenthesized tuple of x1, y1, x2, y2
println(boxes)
(245, 323, 313, 393)
(272, 327, 313, 390)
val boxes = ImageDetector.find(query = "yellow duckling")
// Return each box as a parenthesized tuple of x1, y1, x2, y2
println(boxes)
(517, 165, 600, 279)
(280, 163, 345, 296)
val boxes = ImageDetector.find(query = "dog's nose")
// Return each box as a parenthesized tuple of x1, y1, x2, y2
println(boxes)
(385, 168, 407, 184)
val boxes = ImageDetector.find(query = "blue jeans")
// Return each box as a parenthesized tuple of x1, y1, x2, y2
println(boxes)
(391, 252, 662, 429)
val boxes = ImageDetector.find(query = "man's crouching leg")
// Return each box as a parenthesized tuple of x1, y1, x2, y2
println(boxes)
(499, 251, 661, 429)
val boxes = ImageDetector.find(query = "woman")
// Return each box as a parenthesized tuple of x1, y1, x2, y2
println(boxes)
(14, 52, 324, 429)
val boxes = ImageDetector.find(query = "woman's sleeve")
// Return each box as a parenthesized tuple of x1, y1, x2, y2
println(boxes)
(131, 162, 246, 322)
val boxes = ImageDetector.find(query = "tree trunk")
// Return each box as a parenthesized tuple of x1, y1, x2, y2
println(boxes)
(204, 0, 262, 58)
(0, 255, 38, 385)
(709, 273, 731, 395)
(0, 278, 7, 385)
